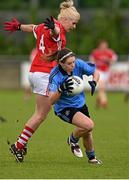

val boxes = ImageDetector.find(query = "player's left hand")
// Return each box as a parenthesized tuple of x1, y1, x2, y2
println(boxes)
(58, 77, 74, 93)
(44, 16, 55, 30)
(4, 18, 21, 32)
(88, 80, 97, 96)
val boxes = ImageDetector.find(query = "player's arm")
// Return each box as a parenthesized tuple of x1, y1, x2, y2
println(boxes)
(88, 69, 100, 96)
(105, 50, 118, 65)
(49, 91, 61, 105)
(92, 69, 100, 83)
(82, 61, 100, 96)
(89, 53, 96, 63)
(44, 16, 60, 39)
(20, 24, 35, 32)
(89, 56, 95, 63)
(49, 78, 73, 104)
(4, 17, 35, 33)
(110, 53, 118, 63)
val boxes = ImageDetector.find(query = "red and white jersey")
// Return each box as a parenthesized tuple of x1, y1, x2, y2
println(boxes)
(90, 48, 117, 72)
(30, 19, 66, 73)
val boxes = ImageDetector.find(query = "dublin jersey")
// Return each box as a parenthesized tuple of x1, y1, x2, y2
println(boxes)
(49, 58, 96, 113)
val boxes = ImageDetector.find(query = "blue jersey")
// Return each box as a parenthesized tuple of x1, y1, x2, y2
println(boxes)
(49, 58, 96, 113)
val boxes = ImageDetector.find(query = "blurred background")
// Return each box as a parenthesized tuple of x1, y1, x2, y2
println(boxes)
(0, 0, 129, 90)
(0, 1, 129, 178)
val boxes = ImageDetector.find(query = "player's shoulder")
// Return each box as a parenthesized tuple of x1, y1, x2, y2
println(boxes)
(34, 23, 44, 30)
(49, 66, 60, 81)
(76, 58, 84, 63)
(76, 58, 95, 68)
(75, 58, 86, 65)
(33, 24, 45, 35)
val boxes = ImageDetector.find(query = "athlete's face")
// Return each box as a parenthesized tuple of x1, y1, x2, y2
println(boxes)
(62, 17, 78, 32)
(99, 41, 108, 50)
(60, 56, 76, 74)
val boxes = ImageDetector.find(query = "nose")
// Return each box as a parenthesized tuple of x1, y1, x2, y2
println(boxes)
(71, 64, 75, 69)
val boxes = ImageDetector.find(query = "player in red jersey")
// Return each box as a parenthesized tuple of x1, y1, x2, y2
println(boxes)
(89, 40, 117, 108)
(4, 0, 80, 162)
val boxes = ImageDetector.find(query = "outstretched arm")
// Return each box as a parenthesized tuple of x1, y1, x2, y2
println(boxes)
(20, 24, 35, 32)
(4, 17, 35, 33)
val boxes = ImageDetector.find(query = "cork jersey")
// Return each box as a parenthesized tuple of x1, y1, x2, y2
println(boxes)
(90, 48, 117, 72)
(30, 19, 66, 73)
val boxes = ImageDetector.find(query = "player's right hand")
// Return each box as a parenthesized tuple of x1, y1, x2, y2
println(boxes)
(44, 16, 55, 30)
(3, 18, 21, 32)
(58, 77, 74, 93)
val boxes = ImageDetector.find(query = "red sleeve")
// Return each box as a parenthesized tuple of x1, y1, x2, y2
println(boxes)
(33, 24, 50, 39)
(108, 49, 117, 61)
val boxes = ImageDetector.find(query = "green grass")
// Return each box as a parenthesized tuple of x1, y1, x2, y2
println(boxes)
(0, 90, 129, 179)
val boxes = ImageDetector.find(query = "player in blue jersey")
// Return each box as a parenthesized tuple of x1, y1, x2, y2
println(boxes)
(48, 48, 102, 164)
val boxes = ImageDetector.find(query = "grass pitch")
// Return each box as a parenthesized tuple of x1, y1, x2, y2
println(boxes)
(0, 90, 128, 179)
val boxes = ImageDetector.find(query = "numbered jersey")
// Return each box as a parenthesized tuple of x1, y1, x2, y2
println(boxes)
(30, 19, 66, 73)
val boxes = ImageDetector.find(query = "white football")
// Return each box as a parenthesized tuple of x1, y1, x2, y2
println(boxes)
(68, 76, 84, 95)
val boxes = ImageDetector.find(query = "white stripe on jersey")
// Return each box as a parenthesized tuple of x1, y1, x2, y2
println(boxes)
(33, 25, 37, 39)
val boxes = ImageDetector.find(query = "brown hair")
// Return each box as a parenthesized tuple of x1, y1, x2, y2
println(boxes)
(58, 0, 80, 21)
(48, 48, 75, 63)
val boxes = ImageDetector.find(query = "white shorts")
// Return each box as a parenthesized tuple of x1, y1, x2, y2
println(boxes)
(99, 70, 109, 82)
(29, 72, 50, 96)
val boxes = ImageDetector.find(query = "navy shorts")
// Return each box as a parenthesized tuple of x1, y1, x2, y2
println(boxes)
(55, 104, 90, 124)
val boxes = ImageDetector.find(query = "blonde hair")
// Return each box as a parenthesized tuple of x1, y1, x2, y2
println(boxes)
(58, 0, 80, 21)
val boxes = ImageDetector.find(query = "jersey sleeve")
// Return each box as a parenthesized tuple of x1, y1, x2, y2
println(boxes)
(33, 24, 61, 42)
(33, 24, 49, 39)
(109, 49, 118, 62)
(49, 81, 58, 92)
(77, 59, 96, 76)
(33, 24, 43, 39)
(49, 73, 59, 92)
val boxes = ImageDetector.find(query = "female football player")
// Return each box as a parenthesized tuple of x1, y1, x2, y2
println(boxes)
(48, 48, 102, 164)
(4, 0, 80, 162)
(89, 40, 117, 108)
